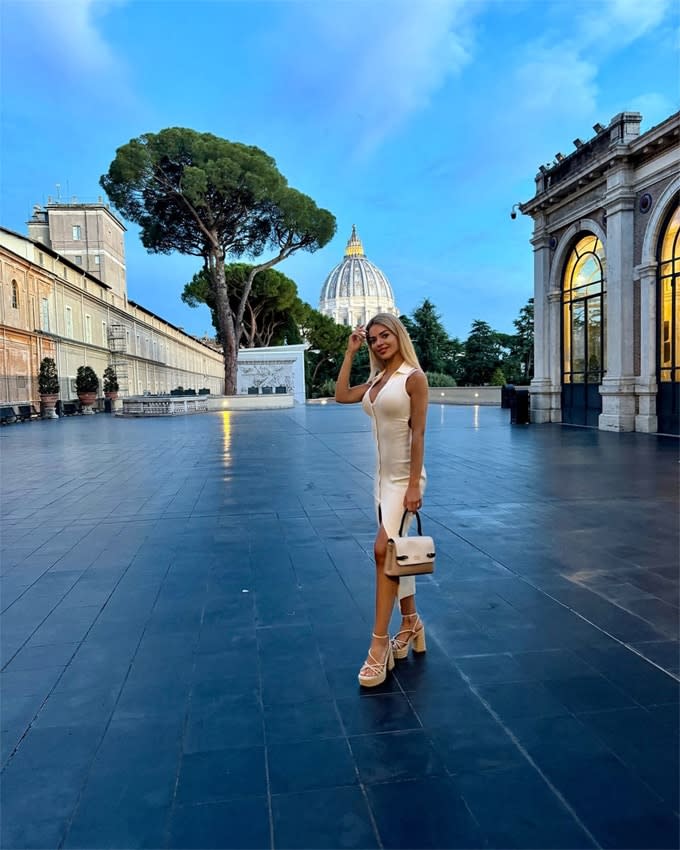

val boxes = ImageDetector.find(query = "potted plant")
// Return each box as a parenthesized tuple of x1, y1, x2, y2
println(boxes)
(38, 356, 60, 419)
(103, 366, 119, 400)
(75, 365, 99, 414)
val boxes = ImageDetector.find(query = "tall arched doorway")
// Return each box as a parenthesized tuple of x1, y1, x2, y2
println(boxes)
(561, 234, 607, 426)
(657, 202, 680, 434)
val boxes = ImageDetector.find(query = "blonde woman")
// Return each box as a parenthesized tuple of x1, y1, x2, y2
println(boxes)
(336, 314, 428, 687)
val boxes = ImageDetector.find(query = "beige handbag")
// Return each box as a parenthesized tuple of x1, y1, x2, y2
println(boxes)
(384, 510, 436, 577)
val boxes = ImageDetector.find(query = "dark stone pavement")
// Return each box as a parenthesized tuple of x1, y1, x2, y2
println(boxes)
(1, 404, 678, 850)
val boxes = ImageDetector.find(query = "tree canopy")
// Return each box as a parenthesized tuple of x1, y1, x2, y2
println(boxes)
(101, 127, 336, 393)
(182, 264, 306, 348)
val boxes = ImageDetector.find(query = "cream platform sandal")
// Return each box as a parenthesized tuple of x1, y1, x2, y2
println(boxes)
(358, 633, 395, 687)
(391, 613, 426, 660)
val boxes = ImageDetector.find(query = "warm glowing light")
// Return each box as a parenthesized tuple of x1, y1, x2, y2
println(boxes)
(221, 411, 232, 462)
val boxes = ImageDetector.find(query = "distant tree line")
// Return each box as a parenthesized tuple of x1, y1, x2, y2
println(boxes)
(183, 262, 533, 397)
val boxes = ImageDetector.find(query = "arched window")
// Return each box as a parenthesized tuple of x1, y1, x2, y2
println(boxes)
(11, 280, 19, 309)
(562, 235, 606, 384)
(657, 202, 680, 434)
(658, 204, 679, 384)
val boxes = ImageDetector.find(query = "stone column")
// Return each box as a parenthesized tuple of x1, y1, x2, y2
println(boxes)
(635, 261, 659, 432)
(529, 231, 560, 422)
(599, 177, 637, 431)
(547, 290, 563, 422)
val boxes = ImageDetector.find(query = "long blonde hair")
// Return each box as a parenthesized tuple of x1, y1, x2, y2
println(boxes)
(365, 313, 421, 378)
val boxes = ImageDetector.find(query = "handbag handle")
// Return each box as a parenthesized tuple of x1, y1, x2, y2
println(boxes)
(398, 509, 423, 537)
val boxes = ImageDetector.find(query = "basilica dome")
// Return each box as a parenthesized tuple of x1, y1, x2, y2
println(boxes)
(318, 226, 398, 326)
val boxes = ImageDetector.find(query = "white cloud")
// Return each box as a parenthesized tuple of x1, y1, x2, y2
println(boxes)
(628, 92, 678, 127)
(18, 0, 127, 73)
(514, 48, 598, 118)
(584, 0, 672, 47)
(276, 0, 481, 155)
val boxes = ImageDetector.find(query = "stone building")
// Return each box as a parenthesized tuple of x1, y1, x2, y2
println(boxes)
(319, 225, 398, 325)
(521, 111, 679, 434)
(0, 201, 224, 405)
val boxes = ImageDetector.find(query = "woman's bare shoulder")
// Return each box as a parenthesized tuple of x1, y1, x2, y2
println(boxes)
(406, 368, 428, 386)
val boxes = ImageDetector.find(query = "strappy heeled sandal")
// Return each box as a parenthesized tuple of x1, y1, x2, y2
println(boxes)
(391, 613, 426, 660)
(358, 633, 395, 687)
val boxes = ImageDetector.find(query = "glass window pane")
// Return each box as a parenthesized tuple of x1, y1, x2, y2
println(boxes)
(660, 207, 679, 262)
(574, 255, 602, 290)
(675, 282, 680, 370)
(660, 280, 673, 368)
(563, 252, 578, 292)
(563, 302, 571, 373)
(587, 298, 602, 376)
(572, 301, 585, 374)
(578, 235, 597, 255)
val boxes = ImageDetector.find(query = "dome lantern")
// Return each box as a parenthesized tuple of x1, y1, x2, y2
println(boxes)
(318, 226, 398, 326)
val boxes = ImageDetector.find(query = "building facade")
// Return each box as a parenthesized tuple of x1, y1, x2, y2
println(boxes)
(0, 201, 224, 405)
(319, 226, 398, 325)
(521, 111, 679, 434)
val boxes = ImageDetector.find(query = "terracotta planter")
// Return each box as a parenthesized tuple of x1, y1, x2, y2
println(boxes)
(77, 392, 98, 414)
(40, 393, 59, 419)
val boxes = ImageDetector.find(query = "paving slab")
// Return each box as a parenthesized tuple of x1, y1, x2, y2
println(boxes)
(1, 404, 678, 849)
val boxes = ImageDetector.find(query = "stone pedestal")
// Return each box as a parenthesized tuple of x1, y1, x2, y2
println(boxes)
(635, 377, 658, 433)
(599, 377, 636, 431)
(635, 262, 659, 433)
(529, 378, 561, 423)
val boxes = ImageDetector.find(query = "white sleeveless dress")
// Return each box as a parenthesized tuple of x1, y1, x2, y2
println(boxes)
(361, 362, 427, 600)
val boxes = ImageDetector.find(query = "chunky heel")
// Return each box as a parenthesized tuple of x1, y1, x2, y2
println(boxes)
(391, 614, 426, 659)
(412, 625, 427, 653)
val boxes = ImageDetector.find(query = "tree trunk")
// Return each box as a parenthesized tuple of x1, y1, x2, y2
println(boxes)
(211, 250, 238, 394)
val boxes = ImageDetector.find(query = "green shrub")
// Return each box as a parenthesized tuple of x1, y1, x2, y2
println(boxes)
(75, 365, 99, 393)
(425, 371, 457, 387)
(103, 366, 119, 393)
(38, 357, 60, 395)
(318, 378, 336, 397)
(490, 368, 506, 386)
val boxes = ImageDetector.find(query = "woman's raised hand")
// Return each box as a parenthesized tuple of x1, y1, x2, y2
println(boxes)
(347, 325, 366, 354)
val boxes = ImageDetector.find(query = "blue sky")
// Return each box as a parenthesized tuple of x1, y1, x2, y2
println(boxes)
(2, 0, 678, 341)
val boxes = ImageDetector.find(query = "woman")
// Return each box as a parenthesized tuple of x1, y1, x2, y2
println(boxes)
(335, 314, 429, 687)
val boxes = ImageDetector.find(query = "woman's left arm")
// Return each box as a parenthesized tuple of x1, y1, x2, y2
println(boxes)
(404, 371, 429, 511)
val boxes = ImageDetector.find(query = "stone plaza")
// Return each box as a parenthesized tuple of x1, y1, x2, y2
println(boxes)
(1, 404, 678, 849)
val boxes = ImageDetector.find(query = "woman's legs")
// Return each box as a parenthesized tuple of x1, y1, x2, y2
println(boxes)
(393, 580, 425, 657)
(359, 526, 398, 681)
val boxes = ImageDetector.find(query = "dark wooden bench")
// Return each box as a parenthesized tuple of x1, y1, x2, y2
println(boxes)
(0, 406, 18, 424)
(17, 404, 40, 421)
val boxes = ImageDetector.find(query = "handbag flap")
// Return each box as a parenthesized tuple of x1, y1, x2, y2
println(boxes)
(389, 535, 436, 564)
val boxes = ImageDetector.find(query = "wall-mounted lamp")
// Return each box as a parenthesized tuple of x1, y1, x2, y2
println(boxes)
(510, 203, 521, 220)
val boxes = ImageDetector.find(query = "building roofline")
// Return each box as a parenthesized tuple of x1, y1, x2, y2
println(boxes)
(125, 298, 221, 352)
(0, 226, 111, 290)
(41, 201, 127, 231)
(520, 110, 680, 217)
